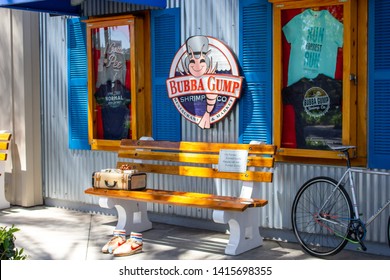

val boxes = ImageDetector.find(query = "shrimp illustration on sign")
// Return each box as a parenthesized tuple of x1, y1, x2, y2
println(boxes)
(180, 36, 218, 128)
(166, 36, 243, 129)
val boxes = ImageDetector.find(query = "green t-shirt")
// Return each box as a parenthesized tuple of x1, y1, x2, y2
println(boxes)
(283, 9, 344, 86)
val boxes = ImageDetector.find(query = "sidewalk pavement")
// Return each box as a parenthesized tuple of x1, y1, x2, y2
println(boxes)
(0, 205, 389, 260)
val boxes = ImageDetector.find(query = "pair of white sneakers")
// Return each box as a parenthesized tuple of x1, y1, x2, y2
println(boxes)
(102, 230, 143, 257)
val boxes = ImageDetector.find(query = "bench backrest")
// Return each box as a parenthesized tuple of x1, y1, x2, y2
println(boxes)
(117, 139, 276, 183)
(0, 132, 12, 162)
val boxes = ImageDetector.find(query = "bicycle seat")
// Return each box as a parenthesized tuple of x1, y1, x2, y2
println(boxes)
(327, 144, 356, 152)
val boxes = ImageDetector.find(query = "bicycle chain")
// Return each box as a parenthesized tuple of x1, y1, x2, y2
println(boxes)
(348, 219, 367, 250)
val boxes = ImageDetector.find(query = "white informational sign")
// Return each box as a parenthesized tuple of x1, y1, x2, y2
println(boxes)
(218, 149, 249, 173)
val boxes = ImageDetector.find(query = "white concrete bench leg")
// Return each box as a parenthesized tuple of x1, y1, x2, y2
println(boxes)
(0, 163, 10, 209)
(99, 197, 152, 233)
(213, 208, 263, 255)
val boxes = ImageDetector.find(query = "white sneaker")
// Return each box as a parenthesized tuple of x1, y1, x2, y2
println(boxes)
(113, 232, 143, 257)
(101, 229, 126, 254)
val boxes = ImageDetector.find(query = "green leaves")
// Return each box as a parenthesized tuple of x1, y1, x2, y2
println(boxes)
(0, 225, 27, 260)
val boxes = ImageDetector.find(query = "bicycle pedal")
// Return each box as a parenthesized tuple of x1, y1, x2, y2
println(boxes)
(357, 245, 367, 252)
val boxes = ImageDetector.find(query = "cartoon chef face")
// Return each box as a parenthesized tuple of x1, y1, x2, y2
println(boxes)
(184, 36, 211, 77)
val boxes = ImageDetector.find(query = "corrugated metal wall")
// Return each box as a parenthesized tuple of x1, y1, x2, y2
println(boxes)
(39, 0, 390, 245)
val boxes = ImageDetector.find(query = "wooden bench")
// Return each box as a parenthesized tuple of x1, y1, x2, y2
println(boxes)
(85, 138, 276, 255)
(0, 131, 12, 209)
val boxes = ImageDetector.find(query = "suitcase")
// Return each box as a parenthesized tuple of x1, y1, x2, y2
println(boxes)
(92, 169, 147, 190)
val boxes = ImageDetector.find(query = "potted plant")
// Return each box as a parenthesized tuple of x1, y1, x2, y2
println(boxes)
(0, 225, 27, 260)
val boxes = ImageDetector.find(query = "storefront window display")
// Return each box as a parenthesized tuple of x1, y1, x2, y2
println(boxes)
(282, 5, 344, 150)
(85, 15, 151, 150)
(271, 0, 358, 160)
(92, 25, 132, 140)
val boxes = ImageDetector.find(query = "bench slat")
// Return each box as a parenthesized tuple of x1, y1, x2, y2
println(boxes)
(0, 133, 11, 161)
(120, 139, 276, 155)
(0, 142, 9, 151)
(84, 187, 268, 211)
(118, 150, 275, 167)
(117, 162, 273, 182)
(0, 133, 11, 141)
(0, 153, 7, 161)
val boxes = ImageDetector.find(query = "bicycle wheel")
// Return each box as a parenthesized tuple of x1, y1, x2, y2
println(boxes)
(291, 176, 353, 257)
(387, 216, 390, 247)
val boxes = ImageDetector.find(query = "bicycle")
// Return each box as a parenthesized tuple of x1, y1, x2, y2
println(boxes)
(291, 144, 390, 257)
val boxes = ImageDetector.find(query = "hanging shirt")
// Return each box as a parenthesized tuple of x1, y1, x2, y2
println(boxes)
(95, 80, 131, 140)
(282, 74, 342, 149)
(283, 9, 344, 86)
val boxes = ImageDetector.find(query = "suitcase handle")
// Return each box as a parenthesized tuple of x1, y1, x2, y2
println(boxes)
(104, 180, 117, 188)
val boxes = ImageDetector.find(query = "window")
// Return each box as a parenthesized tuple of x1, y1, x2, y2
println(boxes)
(85, 14, 151, 150)
(270, 0, 367, 163)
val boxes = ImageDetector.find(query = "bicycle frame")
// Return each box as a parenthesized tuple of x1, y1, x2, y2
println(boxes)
(330, 167, 390, 228)
(348, 168, 390, 227)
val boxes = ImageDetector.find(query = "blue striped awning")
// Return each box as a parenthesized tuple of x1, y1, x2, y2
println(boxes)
(0, 0, 166, 15)
(0, 0, 80, 15)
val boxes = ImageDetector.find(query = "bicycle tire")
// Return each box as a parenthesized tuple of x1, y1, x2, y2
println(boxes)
(388, 216, 390, 247)
(291, 176, 353, 257)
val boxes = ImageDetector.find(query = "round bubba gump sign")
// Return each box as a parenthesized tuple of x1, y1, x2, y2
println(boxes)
(166, 36, 244, 129)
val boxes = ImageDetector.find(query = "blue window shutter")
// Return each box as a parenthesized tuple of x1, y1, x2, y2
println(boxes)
(151, 8, 181, 141)
(238, 0, 272, 144)
(67, 18, 90, 150)
(368, 0, 390, 168)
